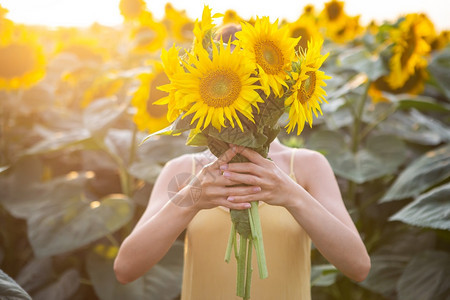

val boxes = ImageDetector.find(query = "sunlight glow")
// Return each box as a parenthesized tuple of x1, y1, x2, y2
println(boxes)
(1, 0, 449, 30)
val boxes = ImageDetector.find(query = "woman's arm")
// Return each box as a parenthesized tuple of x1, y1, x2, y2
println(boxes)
(114, 147, 260, 284)
(220, 147, 371, 282)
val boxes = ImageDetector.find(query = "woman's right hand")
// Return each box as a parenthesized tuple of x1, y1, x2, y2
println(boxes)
(177, 146, 261, 211)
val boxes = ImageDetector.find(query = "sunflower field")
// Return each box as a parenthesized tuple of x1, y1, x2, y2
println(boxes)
(0, 0, 449, 299)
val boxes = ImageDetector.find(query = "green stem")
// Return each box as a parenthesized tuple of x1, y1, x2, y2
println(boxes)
(249, 202, 268, 278)
(351, 80, 371, 153)
(234, 227, 239, 260)
(237, 235, 248, 297)
(244, 239, 253, 300)
(348, 80, 371, 206)
(225, 223, 235, 263)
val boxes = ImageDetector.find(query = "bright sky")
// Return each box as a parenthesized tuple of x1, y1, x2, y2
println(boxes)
(1, 0, 449, 30)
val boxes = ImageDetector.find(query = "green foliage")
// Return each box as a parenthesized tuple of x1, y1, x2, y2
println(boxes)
(390, 183, 450, 230)
(0, 269, 32, 300)
(86, 241, 184, 300)
(381, 144, 450, 202)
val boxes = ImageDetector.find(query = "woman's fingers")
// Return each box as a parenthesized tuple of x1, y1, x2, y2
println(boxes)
(222, 170, 262, 186)
(220, 162, 262, 175)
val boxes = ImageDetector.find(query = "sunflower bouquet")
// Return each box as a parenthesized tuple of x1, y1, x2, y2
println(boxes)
(144, 6, 330, 299)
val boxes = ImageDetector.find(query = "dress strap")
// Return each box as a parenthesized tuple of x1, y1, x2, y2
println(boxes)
(289, 149, 297, 182)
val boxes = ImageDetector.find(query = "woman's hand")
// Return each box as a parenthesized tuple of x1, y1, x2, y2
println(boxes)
(219, 146, 299, 207)
(180, 146, 262, 211)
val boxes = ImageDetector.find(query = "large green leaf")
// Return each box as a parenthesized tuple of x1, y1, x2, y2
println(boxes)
(360, 254, 410, 298)
(22, 129, 95, 156)
(141, 113, 194, 144)
(390, 183, 450, 230)
(28, 190, 134, 257)
(308, 130, 406, 183)
(409, 109, 450, 143)
(338, 47, 388, 80)
(360, 229, 435, 298)
(32, 269, 80, 300)
(0, 269, 32, 300)
(397, 251, 450, 300)
(379, 111, 442, 145)
(83, 98, 127, 134)
(381, 144, 450, 202)
(129, 135, 197, 183)
(15, 257, 53, 294)
(86, 241, 184, 300)
(428, 47, 450, 100)
(395, 95, 450, 112)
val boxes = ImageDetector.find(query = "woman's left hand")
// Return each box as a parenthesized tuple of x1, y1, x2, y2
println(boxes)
(219, 146, 299, 207)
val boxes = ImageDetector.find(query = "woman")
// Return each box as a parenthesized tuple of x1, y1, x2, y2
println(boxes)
(114, 138, 371, 299)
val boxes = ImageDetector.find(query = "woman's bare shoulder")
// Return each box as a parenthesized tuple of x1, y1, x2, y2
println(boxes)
(162, 150, 212, 175)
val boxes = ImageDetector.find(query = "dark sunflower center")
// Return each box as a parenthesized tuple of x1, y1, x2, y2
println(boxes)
(147, 72, 169, 118)
(298, 70, 316, 104)
(0, 43, 36, 79)
(200, 69, 241, 107)
(400, 27, 417, 67)
(254, 40, 284, 74)
(327, 2, 342, 21)
(292, 27, 310, 50)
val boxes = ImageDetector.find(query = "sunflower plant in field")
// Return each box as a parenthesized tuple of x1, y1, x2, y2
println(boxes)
(143, 6, 331, 299)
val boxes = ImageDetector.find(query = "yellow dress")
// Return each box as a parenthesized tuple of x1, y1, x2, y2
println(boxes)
(181, 151, 311, 300)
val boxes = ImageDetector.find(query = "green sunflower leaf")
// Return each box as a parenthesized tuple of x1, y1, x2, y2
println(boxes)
(27, 187, 134, 257)
(0, 270, 32, 300)
(428, 47, 450, 100)
(389, 183, 450, 230)
(86, 241, 183, 300)
(307, 130, 406, 183)
(338, 47, 388, 80)
(397, 251, 450, 300)
(381, 144, 450, 202)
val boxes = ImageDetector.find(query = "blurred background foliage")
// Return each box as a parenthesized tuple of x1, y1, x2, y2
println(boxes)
(0, 0, 449, 299)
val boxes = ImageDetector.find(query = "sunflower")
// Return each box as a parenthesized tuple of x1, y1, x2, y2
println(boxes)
(431, 30, 450, 50)
(222, 10, 244, 25)
(387, 13, 431, 89)
(373, 66, 428, 96)
(165, 40, 264, 131)
(302, 4, 316, 18)
(154, 45, 187, 122)
(285, 39, 331, 135)
(119, 0, 147, 21)
(193, 5, 221, 51)
(132, 61, 171, 133)
(327, 15, 363, 44)
(320, 0, 347, 27)
(171, 15, 195, 44)
(163, 4, 195, 44)
(0, 27, 46, 90)
(289, 16, 322, 52)
(0, 4, 14, 44)
(131, 11, 168, 53)
(235, 17, 299, 97)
